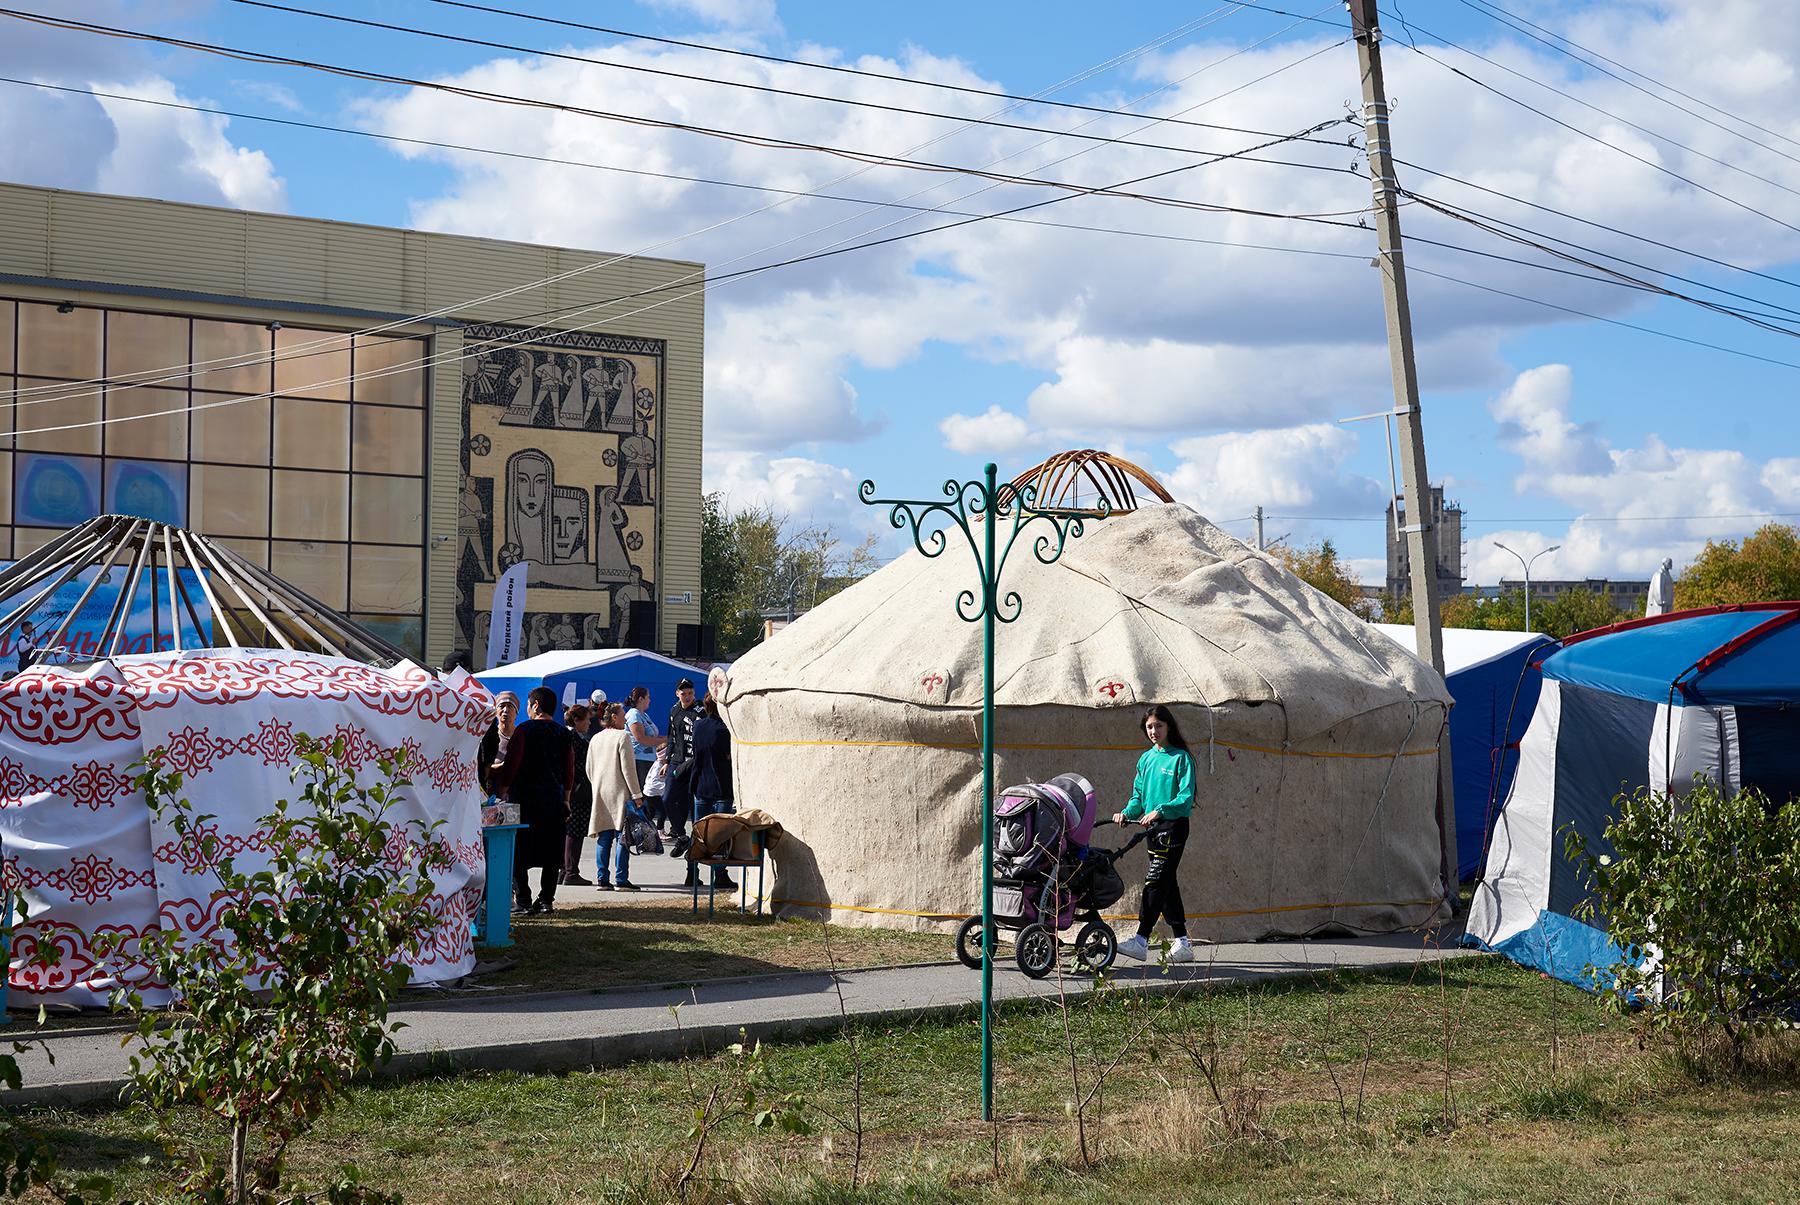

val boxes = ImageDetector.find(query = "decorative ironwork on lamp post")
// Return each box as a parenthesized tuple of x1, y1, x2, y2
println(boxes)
(859, 461, 1104, 1121)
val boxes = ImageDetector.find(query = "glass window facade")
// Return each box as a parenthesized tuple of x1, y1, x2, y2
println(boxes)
(1, 299, 428, 657)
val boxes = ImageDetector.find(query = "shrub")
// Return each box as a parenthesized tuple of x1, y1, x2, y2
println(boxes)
(111, 734, 451, 1203)
(1567, 781, 1800, 1061)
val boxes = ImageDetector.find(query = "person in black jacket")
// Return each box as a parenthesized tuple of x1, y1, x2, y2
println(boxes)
(664, 677, 704, 856)
(476, 691, 519, 798)
(561, 702, 595, 886)
(689, 693, 737, 890)
(491, 686, 574, 915)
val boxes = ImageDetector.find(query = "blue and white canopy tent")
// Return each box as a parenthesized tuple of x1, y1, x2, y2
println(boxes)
(1373, 624, 1554, 882)
(475, 647, 708, 721)
(1466, 602, 1800, 985)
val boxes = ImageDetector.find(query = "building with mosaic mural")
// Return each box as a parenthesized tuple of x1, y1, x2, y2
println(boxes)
(0, 181, 703, 667)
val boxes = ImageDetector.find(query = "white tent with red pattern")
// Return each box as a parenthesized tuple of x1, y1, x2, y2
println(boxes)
(0, 650, 492, 1008)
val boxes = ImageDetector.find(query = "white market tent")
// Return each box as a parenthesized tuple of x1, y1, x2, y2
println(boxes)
(721, 504, 1456, 941)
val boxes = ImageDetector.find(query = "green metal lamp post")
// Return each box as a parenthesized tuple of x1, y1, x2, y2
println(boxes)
(859, 462, 1102, 1121)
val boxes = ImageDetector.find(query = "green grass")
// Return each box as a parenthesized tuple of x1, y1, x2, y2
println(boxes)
(18, 956, 1800, 1203)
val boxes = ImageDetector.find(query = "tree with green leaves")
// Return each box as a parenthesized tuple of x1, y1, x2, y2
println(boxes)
(113, 735, 447, 1204)
(699, 492, 877, 656)
(1674, 522, 1800, 609)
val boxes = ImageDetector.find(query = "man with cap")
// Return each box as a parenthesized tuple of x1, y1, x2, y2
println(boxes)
(664, 677, 704, 874)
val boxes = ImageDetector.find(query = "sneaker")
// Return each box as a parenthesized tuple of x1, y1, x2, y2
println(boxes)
(615, 881, 641, 892)
(562, 872, 594, 887)
(1168, 937, 1195, 964)
(1117, 934, 1149, 961)
(596, 882, 615, 892)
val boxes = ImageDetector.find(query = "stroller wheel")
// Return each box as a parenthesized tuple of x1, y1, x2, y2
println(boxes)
(1073, 920, 1117, 973)
(1014, 923, 1058, 979)
(955, 916, 995, 970)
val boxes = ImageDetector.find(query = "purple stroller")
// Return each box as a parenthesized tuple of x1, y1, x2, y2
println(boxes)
(954, 773, 1141, 978)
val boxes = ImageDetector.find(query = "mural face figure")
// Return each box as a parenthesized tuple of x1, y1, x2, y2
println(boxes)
(551, 488, 589, 562)
(512, 453, 549, 519)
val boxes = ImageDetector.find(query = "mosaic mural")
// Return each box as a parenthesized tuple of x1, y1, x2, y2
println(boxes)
(456, 324, 663, 666)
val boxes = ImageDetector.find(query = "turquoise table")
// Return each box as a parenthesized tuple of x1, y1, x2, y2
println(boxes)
(476, 823, 526, 949)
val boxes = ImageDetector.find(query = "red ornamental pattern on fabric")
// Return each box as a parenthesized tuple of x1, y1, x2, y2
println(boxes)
(0, 675, 140, 746)
(4, 853, 157, 905)
(0, 756, 136, 811)
(121, 657, 492, 735)
(5, 919, 163, 993)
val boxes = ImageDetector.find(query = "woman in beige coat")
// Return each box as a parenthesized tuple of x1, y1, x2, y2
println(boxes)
(586, 703, 644, 891)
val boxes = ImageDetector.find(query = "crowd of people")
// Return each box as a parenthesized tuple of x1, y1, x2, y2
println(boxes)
(479, 677, 736, 916)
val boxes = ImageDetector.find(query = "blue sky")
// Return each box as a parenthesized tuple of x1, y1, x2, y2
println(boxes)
(5, 0, 1800, 587)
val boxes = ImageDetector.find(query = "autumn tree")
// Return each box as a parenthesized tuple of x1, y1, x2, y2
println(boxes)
(1270, 539, 1376, 619)
(1674, 523, 1800, 609)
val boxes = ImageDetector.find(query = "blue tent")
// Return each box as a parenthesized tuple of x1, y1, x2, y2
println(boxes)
(1375, 625, 1554, 881)
(1466, 603, 1800, 986)
(475, 648, 708, 724)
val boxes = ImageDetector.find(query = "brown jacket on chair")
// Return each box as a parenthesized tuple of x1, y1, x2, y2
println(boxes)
(687, 809, 783, 863)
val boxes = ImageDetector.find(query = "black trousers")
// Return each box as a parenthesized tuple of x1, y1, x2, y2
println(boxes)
(1137, 817, 1190, 940)
(514, 862, 558, 907)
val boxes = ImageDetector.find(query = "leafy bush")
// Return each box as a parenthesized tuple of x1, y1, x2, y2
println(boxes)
(112, 734, 451, 1203)
(1567, 781, 1800, 1060)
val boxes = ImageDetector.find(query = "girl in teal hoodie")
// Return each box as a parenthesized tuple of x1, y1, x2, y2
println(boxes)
(1110, 704, 1196, 963)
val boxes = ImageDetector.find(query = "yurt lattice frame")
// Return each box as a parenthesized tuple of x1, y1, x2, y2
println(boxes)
(0, 514, 411, 668)
(1001, 449, 1174, 515)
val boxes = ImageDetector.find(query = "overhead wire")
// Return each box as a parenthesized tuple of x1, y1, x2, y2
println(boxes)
(0, 2, 1261, 403)
(1382, 8, 1800, 238)
(229, 0, 1358, 155)
(1453, 0, 1800, 160)
(1, 2, 1322, 404)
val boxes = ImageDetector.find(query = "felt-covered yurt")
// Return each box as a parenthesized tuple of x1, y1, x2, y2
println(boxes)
(1466, 603, 1800, 985)
(720, 504, 1456, 941)
(0, 650, 493, 1008)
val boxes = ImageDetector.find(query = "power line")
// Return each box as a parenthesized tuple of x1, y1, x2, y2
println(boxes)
(0, 8, 1356, 198)
(0, 77, 1370, 267)
(1264, 511, 1800, 524)
(7, 112, 1349, 436)
(1407, 263, 1800, 373)
(232, 0, 1357, 156)
(1394, 159, 1800, 296)
(1453, 0, 1800, 160)
(0, 16, 1360, 404)
(1387, 15, 1800, 238)
(4, 9, 1244, 406)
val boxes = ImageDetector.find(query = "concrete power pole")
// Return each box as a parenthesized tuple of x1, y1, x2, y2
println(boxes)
(1348, 0, 1459, 901)
(1255, 505, 1265, 551)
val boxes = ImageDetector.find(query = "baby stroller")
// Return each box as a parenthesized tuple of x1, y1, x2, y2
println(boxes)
(953, 773, 1148, 979)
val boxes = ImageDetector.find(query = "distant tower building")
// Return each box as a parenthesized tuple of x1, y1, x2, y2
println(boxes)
(1385, 486, 1463, 600)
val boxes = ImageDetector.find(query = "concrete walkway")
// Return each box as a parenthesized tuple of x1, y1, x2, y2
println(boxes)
(2, 834, 1472, 1107)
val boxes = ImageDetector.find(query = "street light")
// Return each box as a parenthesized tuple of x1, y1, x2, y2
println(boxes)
(1493, 542, 1560, 632)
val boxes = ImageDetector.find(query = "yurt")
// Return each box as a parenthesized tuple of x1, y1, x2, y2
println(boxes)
(1467, 603, 1800, 985)
(720, 502, 1456, 942)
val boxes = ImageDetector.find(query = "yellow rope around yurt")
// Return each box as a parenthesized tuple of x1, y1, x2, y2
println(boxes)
(734, 736, 1437, 760)
(747, 895, 1446, 923)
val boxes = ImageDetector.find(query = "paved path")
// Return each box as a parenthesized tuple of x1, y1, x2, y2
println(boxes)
(4, 918, 1470, 1108)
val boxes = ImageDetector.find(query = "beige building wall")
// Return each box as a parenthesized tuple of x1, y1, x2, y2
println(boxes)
(0, 182, 703, 664)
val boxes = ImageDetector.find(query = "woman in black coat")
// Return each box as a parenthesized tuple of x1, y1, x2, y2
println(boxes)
(477, 690, 519, 798)
(491, 687, 573, 914)
(562, 703, 595, 886)
(688, 694, 736, 890)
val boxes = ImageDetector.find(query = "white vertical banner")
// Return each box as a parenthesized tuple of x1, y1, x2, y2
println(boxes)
(485, 562, 529, 670)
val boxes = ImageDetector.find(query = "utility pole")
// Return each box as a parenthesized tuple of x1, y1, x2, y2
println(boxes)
(1349, 0, 1459, 901)
(1255, 505, 1265, 551)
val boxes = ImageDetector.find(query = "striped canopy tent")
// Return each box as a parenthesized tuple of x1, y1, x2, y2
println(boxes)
(0, 514, 410, 669)
(1467, 603, 1800, 986)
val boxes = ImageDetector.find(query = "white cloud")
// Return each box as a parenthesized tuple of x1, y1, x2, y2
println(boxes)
(1488, 363, 1608, 476)
(92, 79, 285, 211)
(642, 0, 780, 31)
(232, 79, 304, 113)
(1466, 364, 1800, 582)
(939, 405, 1036, 455)
(1164, 423, 1386, 527)
(704, 450, 864, 528)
